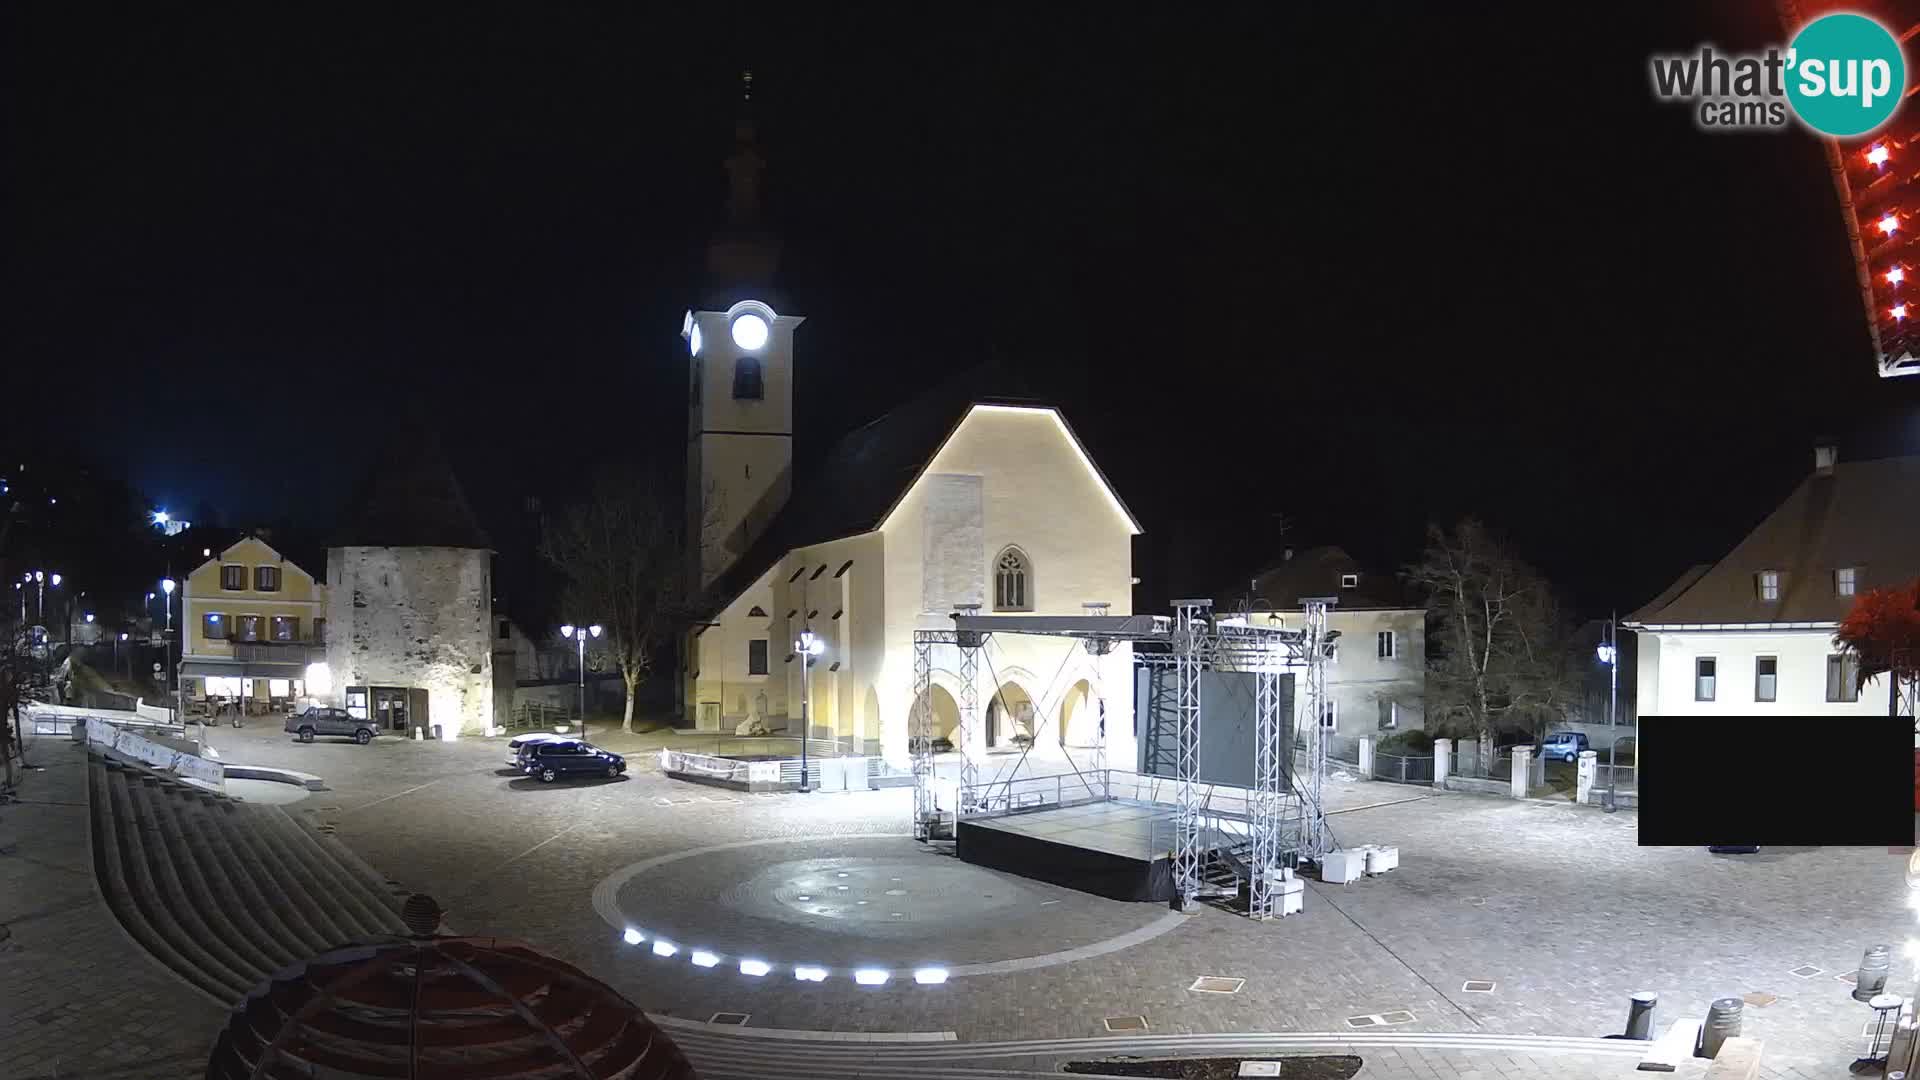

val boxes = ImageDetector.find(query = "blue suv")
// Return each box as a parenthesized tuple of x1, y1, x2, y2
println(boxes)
(1538, 731, 1590, 763)
(518, 740, 627, 783)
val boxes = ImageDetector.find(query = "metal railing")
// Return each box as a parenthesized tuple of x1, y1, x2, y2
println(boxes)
(1373, 752, 1434, 785)
(1594, 763, 1638, 792)
(957, 768, 1110, 817)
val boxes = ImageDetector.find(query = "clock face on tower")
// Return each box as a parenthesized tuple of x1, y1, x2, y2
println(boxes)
(730, 312, 769, 351)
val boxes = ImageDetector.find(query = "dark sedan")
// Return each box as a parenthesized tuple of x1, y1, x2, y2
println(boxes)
(518, 740, 626, 783)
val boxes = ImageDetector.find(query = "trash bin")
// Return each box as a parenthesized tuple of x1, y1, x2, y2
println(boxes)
(1701, 997, 1742, 1057)
(1858, 945, 1893, 1001)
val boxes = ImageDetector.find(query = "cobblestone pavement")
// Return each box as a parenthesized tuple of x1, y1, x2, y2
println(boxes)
(125, 724, 1919, 1078)
(0, 735, 224, 1079)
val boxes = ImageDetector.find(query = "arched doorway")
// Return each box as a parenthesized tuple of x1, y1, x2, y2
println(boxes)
(985, 681, 1035, 749)
(1059, 679, 1096, 748)
(910, 685, 962, 748)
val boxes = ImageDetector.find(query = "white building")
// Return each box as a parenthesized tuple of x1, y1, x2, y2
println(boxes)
(1221, 546, 1426, 739)
(1625, 446, 1919, 718)
(680, 94, 1141, 771)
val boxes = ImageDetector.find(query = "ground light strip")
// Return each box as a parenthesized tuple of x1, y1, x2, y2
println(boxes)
(617, 922, 949, 987)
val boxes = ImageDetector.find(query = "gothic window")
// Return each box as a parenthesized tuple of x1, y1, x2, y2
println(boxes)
(732, 356, 764, 400)
(993, 547, 1032, 612)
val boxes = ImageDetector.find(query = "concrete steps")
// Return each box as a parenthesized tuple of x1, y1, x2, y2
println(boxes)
(84, 751, 412, 1006)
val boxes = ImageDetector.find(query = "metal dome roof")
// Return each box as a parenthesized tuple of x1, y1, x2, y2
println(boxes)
(205, 898, 695, 1080)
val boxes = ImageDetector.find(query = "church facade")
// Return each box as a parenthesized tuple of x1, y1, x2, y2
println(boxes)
(680, 82, 1141, 771)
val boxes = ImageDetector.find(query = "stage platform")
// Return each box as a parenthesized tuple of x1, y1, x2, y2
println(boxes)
(956, 800, 1240, 903)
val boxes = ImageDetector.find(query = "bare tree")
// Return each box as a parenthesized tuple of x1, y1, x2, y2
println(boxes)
(1404, 518, 1581, 741)
(540, 469, 696, 734)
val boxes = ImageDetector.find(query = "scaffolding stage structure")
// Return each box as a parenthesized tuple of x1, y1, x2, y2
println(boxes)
(910, 599, 1336, 917)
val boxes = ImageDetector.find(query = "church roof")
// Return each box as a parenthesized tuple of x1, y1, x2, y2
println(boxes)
(1625, 452, 1920, 627)
(329, 428, 493, 550)
(701, 362, 1123, 614)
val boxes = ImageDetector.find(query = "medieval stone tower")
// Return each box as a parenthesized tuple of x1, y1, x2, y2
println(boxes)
(326, 432, 495, 740)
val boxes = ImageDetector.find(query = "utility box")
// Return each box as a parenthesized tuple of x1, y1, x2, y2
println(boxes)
(1321, 849, 1366, 884)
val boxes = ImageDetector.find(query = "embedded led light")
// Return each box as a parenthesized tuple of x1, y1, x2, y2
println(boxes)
(690, 322, 703, 356)
(739, 959, 772, 977)
(795, 894, 812, 901)
(913, 967, 950, 985)
(794, 965, 829, 982)
(691, 950, 720, 968)
(853, 968, 889, 986)
(1870, 144, 1891, 166)
(1896, 304, 1909, 321)
(1890, 266, 1906, 285)
(623, 928, 643, 945)
(652, 940, 678, 957)
(1881, 214, 1900, 235)
(731, 312, 770, 350)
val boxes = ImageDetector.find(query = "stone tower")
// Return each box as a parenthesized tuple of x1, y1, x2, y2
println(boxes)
(325, 431, 495, 740)
(685, 70, 804, 592)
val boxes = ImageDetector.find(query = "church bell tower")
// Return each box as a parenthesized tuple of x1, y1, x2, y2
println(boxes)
(685, 71, 802, 592)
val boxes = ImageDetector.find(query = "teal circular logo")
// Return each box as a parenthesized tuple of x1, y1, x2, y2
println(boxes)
(1787, 13, 1906, 137)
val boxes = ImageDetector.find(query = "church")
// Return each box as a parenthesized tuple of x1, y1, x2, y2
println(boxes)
(682, 83, 1141, 772)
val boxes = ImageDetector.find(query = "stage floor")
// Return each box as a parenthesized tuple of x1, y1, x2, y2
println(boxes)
(963, 800, 1176, 862)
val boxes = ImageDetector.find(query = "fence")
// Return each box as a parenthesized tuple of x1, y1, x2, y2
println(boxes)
(1324, 734, 1362, 767)
(1593, 762, 1637, 793)
(673, 733, 867, 759)
(1373, 752, 1434, 785)
(502, 702, 576, 732)
(1447, 742, 1513, 782)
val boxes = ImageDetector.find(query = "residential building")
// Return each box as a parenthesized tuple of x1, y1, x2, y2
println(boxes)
(178, 535, 327, 708)
(1625, 446, 1919, 718)
(1220, 546, 1426, 740)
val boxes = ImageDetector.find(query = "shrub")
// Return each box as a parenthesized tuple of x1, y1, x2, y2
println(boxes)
(1377, 729, 1433, 755)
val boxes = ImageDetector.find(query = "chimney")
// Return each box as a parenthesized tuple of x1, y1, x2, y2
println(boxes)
(1814, 444, 1838, 475)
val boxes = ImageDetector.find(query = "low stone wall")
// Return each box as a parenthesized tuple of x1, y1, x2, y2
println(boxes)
(1440, 776, 1511, 798)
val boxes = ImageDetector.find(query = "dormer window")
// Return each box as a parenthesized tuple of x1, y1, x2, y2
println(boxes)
(1835, 567, 1857, 597)
(1757, 570, 1781, 602)
(221, 565, 246, 591)
(254, 565, 280, 592)
(732, 356, 764, 400)
(1340, 574, 1359, 589)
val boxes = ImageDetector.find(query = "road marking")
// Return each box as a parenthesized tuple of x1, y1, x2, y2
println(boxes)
(341, 779, 443, 814)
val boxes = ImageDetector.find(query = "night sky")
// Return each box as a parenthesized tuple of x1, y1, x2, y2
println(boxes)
(5, 5, 1918, 619)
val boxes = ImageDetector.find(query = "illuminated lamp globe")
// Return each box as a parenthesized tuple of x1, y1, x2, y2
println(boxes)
(730, 312, 770, 351)
(1891, 267, 1906, 285)
(1881, 214, 1900, 235)
(162, 578, 176, 595)
(49, 573, 60, 586)
(589, 624, 603, 639)
(1870, 144, 1891, 166)
(560, 624, 574, 639)
(689, 321, 703, 356)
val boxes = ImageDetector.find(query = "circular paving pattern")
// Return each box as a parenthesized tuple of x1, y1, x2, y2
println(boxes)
(592, 834, 1184, 981)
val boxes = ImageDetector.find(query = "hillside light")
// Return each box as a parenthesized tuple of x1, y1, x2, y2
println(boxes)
(796, 629, 826, 792)
(1882, 213, 1900, 235)
(152, 510, 168, 525)
(1870, 143, 1891, 166)
(1891, 266, 1906, 285)
(1897, 304, 1910, 322)
(730, 311, 769, 350)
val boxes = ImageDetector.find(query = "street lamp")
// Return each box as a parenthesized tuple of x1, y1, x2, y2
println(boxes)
(1596, 614, 1620, 814)
(559, 624, 602, 740)
(162, 578, 177, 722)
(795, 629, 826, 792)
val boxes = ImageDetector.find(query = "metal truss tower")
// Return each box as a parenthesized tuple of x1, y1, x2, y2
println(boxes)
(1170, 600, 1212, 912)
(1299, 597, 1334, 860)
(911, 636, 937, 840)
(1248, 657, 1284, 919)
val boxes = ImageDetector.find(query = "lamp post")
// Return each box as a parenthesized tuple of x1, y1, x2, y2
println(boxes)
(795, 629, 825, 792)
(1597, 614, 1620, 814)
(161, 578, 177, 722)
(559, 624, 602, 740)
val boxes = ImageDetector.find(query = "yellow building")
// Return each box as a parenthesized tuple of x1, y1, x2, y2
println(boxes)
(178, 536, 329, 710)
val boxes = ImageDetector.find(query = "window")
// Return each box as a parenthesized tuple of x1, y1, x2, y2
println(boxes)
(497, 619, 511, 640)
(254, 566, 280, 592)
(271, 616, 297, 642)
(1341, 573, 1359, 589)
(203, 612, 226, 640)
(1377, 630, 1396, 659)
(747, 639, 769, 676)
(221, 565, 246, 591)
(236, 615, 263, 642)
(1320, 700, 1338, 730)
(1836, 567, 1857, 597)
(313, 618, 326, 644)
(1756, 570, 1780, 602)
(1827, 654, 1861, 702)
(1694, 657, 1717, 701)
(747, 606, 767, 618)
(1377, 699, 1397, 730)
(732, 356, 764, 400)
(1755, 656, 1777, 703)
(994, 547, 1032, 611)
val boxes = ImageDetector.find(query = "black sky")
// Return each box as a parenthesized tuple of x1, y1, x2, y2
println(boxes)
(4, 5, 1917, 618)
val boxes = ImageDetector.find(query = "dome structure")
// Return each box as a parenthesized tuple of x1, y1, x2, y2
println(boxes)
(205, 896, 695, 1079)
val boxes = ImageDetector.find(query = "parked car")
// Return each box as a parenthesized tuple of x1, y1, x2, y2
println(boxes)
(505, 731, 572, 766)
(1538, 731, 1590, 763)
(518, 740, 626, 783)
(286, 706, 377, 745)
